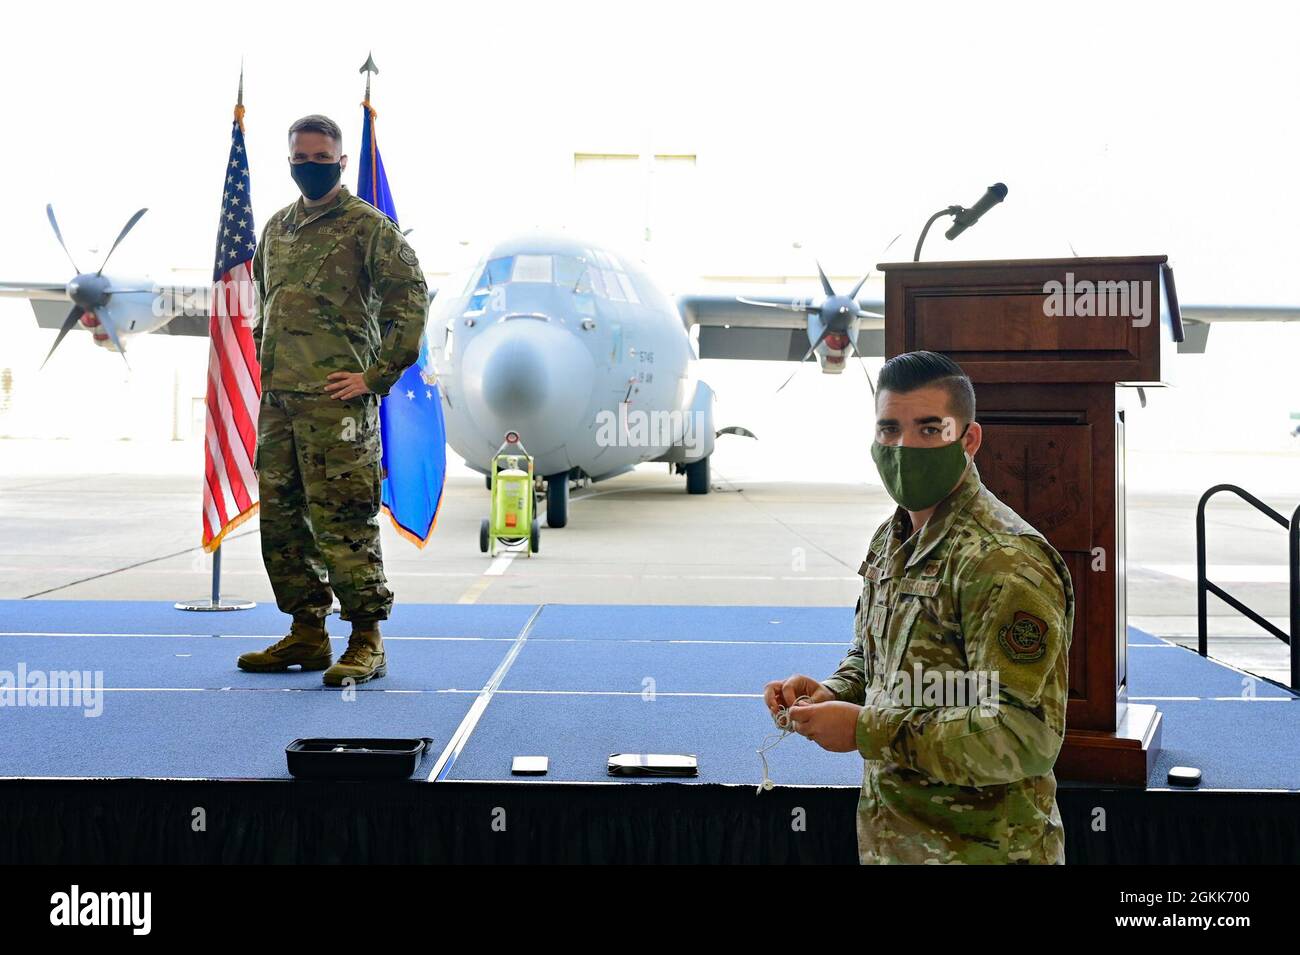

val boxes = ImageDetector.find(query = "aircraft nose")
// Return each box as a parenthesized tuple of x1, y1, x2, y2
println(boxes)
(461, 318, 595, 454)
(481, 336, 549, 413)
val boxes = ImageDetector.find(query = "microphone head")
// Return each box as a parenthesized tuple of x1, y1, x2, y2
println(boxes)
(944, 182, 1009, 240)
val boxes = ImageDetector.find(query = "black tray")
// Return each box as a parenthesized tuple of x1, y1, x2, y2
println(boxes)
(286, 737, 435, 780)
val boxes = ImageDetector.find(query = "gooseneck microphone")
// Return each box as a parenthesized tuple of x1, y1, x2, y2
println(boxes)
(944, 183, 1009, 240)
(913, 182, 1009, 261)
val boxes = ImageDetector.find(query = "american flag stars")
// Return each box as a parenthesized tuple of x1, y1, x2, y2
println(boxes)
(212, 123, 256, 282)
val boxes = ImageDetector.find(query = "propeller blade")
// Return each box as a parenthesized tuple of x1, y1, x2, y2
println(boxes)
(857, 309, 884, 319)
(735, 296, 819, 313)
(848, 233, 902, 299)
(96, 208, 148, 275)
(857, 354, 877, 397)
(814, 260, 836, 297)
(94, 304, 131, 367)
(801, 324, 833, 361)
(845, 337, 877, 397)
(40, 304, 85, 370)
(775, 367, 800, 394)
(45, 204, 80, 274)
(776, 326, 834, 393)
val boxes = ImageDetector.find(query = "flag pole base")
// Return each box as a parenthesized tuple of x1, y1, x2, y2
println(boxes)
(174, 597, 256, 612)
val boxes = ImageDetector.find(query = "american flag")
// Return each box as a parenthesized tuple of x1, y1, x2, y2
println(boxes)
(201, 105, 261, 551)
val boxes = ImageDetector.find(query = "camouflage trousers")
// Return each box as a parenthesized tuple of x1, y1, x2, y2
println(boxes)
(255, 390, 393, 624)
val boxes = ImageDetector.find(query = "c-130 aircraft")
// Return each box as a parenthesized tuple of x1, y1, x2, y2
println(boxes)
(425, 232, 887, 527)
(7, 214, 1298, 530)
(0, 206, 888, 531)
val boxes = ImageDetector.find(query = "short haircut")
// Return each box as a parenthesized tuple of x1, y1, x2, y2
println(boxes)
(288, 114, 343, 145)
(877, 350, 976, 425)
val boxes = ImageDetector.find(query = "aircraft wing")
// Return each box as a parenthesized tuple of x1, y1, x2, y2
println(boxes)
(10, 280, 441, 344)
(1174, 305, 1300, 353)
(15, 284, 214, 337)
(1179, 305, 1300, 323)
(679, 289, 1300, 358)
(0, 281, 68, 303)
(677, 293, 887, 359)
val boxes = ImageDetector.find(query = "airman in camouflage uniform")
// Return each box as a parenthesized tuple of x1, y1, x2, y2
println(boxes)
(237, 116, 427, 686)
(821, 461, 1074, 864)
(766, 350, 1073, 864)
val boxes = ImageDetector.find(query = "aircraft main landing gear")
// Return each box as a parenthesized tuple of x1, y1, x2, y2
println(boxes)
(685, 456, 710, 494)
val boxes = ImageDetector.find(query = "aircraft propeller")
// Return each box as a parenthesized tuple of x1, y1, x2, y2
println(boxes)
(739, 261, 880, 388)
(745, 235, 900, 395)
(40, 203, 151, 369)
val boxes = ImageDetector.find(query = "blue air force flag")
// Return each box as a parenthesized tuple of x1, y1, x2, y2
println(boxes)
(359, 98, 447, 547)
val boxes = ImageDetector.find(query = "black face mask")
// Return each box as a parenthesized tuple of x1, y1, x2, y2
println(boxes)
(289, 160, 341, 201)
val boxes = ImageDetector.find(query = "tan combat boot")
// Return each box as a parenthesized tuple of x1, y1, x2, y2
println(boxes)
(322, 623, 387, 686)
(237, 618, 332, 672)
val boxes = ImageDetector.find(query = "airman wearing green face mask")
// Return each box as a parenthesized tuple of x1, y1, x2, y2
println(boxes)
(762, 350, 1075, 865)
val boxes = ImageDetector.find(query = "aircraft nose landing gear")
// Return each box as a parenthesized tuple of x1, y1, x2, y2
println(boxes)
(545, 473, 570, 527)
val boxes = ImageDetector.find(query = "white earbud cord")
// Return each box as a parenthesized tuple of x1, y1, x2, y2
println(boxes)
(756, 695, 811, 794)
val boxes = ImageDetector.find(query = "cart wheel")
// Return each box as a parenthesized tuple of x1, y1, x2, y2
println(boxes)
(479, 518, 490, 554)
(530, 518, 540, 554)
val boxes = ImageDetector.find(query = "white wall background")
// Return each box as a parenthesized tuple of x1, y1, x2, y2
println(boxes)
(0, 0, 1297, 491)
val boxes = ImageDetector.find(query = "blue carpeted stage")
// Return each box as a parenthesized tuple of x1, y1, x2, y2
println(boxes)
(0, 600, 1296, 863)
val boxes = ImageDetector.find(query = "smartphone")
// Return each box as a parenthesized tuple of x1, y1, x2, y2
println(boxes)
(607, 753, 698, 777)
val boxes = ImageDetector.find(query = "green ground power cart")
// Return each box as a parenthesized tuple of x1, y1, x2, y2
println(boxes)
(480, 431, 540, 557)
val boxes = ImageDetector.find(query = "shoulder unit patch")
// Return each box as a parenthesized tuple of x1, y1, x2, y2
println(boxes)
(997, 610, 1048, 663)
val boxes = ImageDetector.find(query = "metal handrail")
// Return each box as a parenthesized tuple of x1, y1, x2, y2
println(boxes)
(1195, 484, 1300, 689)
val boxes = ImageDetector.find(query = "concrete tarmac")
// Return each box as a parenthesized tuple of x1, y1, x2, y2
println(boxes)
(0, 437, 1294, 686)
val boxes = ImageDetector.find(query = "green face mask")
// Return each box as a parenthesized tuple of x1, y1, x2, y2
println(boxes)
(871, 432, 969, 512)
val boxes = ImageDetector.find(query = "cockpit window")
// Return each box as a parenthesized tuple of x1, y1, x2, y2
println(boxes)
(464, 251, 643, 305)
(601, 269, 625, 303)
(554, 255, 586, 288)
(465, 256, 516, 312)
(511, 254, 553, 283)
(580, 266, 605, 297)
(614, 270, 640, 304)
(484, 257, 514, 287)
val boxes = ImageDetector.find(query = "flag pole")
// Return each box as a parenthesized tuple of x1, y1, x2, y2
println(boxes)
(177, 61, 256, 613)
(356, 50, 447, 550)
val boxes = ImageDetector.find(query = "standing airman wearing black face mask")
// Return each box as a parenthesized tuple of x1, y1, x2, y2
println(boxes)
(237, 113, 428, 686)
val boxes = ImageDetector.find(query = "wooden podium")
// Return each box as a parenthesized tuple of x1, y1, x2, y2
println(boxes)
(877, 255, 1183, 786)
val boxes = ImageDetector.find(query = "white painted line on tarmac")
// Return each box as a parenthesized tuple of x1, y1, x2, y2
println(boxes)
(428, 605, 545, 781)
(1141, 563, 1291, 583)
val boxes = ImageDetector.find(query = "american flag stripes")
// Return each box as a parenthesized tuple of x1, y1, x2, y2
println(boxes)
(201, 105, 261, 551)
